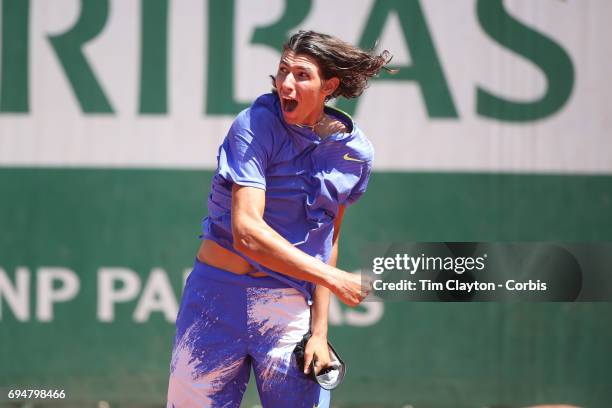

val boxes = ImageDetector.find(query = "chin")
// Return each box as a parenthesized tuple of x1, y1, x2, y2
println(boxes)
(281, 111, 301, 125)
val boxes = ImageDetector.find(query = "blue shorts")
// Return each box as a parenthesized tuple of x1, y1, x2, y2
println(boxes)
(166, 259, 331, 407)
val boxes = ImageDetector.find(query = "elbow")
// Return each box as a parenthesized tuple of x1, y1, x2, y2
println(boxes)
(232, 223, 259, 254)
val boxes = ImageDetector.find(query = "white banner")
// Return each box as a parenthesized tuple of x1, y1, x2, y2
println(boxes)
(0, 0, 610, 173)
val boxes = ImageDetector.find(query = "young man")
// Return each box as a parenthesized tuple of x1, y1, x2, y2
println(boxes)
(167, 30, 393, 408)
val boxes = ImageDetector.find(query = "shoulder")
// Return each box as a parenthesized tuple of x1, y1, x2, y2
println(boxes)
(344, 125, 374, 166)
(324, 106, 374, 165)
(239, 93, 280, 126)
(229, 94, 282, 146)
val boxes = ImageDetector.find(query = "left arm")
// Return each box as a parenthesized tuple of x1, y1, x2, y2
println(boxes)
(304, 205, 345, 374)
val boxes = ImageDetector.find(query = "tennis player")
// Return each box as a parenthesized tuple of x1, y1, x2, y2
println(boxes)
(167, 30, 393, 408)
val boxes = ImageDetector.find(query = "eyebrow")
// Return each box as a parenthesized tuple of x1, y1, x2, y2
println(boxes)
(279, 60, 314, 72)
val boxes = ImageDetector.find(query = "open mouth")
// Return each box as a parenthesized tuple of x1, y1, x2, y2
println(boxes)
(282, 97, 298, 113)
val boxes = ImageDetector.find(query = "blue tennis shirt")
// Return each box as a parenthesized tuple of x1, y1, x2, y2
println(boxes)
(201, 93, 373, 302)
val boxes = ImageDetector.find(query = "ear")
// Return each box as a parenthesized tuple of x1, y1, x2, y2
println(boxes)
(322, 77, 340, 97)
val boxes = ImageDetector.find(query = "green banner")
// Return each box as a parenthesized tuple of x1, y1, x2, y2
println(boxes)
(2, 169, 612, 407)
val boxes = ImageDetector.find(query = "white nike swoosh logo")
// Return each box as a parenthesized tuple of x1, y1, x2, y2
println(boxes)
(343, 153, 365, 162)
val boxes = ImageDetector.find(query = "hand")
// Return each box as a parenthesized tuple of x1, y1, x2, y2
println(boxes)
(303, 334, 331, 375)
(329, 270, 372, 307)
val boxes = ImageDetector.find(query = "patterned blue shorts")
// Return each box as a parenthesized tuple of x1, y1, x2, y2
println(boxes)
(166, 259, 330, 407)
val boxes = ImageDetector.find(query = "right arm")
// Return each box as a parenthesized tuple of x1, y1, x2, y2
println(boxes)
(231, 184, 366, 306)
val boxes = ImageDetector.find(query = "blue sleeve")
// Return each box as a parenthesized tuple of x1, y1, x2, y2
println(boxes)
(346, 161, 372, 205)
(216, 110, 272, 190)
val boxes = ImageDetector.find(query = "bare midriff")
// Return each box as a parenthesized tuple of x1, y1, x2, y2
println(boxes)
(197, 239, 268, 277)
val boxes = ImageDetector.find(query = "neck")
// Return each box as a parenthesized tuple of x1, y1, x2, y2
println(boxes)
(296, 109, 326, 130)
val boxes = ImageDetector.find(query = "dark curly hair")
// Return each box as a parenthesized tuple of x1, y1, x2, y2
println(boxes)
(271, 30, 395, 100)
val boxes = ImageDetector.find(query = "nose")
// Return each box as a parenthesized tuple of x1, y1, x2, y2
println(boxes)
(280, 72, 295, 96)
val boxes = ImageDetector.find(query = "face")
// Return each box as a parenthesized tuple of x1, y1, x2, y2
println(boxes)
(275, 50, 338, 125)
